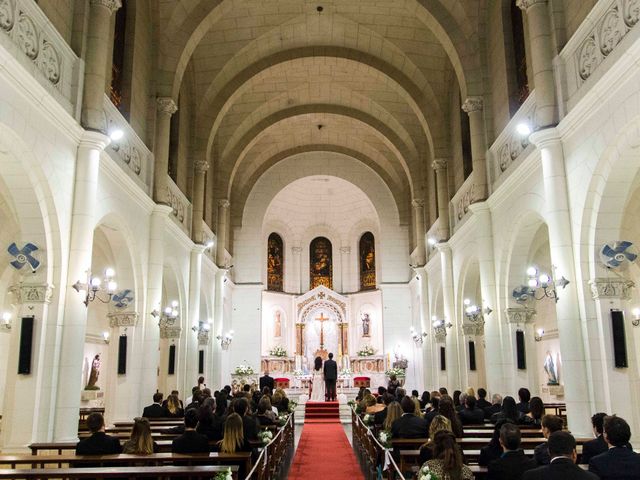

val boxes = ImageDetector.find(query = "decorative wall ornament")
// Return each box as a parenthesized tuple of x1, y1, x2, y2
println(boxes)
(454, 181, 478, 222)
(156, 97, 178, 115)
(197, 329, 210, 346)
(9, 282, 53, 304)
(111, 289, 134, 309)
(461, 96, 483, 113)
(431, 158, 448, 171)
(433, 326, 447, 343)
(7, 242, 40, 271)
(90, 0, 122, 13)
(462, 322, 484, 337)
(505, 306, 537, 325)
(589, 277, 635, 300)
(194, 160, 209, 174)
(107, 311, 138, 328)
(167, 184, 186, 223)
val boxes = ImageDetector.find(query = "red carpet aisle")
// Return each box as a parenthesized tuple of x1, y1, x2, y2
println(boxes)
(288, 402, 364, 480)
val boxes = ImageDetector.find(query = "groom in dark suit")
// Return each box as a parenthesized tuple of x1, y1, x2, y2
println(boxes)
(323, 353, 337, 401)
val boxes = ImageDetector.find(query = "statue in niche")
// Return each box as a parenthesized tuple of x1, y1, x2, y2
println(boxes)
(359, 232, 376, 290)
(310, 237, 333, 289)
(267, 233, 284, 291)
(361, 312, 371, 337)
(274, 310, 282, 338)
(85, 354, 101, 390)
(543, 351, 559, 385)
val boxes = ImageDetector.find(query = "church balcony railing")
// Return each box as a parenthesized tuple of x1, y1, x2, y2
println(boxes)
(488, 90, 536, 189)
(201, 221, 216, 262)
(166, 175, 192, 235)
(555, 0, 640, 116)
(103, 95, 153, 193)
(425, 217, 441, 261)
(0, 0, 81, 116)
(450, 170, 478, 231)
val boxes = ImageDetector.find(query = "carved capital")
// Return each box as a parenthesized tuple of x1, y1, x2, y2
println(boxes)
(107, 312, 138, 328)
(463, 321, 484, 337)
(505, 306, 536, 324)
(462, 96, 483, 113)
(218, 199, 230, 209)
(589, 278, 635, 300)
(156, 97, 178, 115)
(516, 0, 547, 11)
(9, 283, 54, 305)
(194, 160, 209, 174)
(433, 325, 447, 343)
(340, 246, 351, 254)
(198, 330, 210, 346)
(432, 158, 448, 172)
(90, 0, 122, 13)
(412, 198, 425, 209)
(160, 324, 182, 339)
(292, 246, 303, 254)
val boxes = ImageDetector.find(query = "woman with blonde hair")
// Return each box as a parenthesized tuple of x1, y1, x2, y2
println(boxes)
(218, 413, 251, 453)
(123, 417, 158, 454)
(419, 415, 452, 463)
(383, 401, 403, 431)
(413, 397, 423, 418)
(423, 430, 473, 480)
(465, 387, 475, 398)
(164, 393, 184, 418)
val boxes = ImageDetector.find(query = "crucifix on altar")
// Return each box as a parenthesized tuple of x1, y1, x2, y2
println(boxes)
(314, 312, 330, 360)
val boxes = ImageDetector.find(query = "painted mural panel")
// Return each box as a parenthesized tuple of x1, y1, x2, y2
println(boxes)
(359, 231, 376, 290)
(310, 237, 333, 289)
(267, 232, 284, 291)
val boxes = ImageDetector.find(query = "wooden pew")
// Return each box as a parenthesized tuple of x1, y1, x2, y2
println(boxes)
(0, 465, 238, 478)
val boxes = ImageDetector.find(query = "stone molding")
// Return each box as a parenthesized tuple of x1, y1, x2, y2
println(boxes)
(198, 330, 210, 346)
(90, 0, 122, 13)
(462, 97, 483, 113)
(462, 320, 485, 337)
(516, 0, 547, 11)
(156, 97, 178, 115)
(432, 158, 448, 171)
(218, 199, 230, 209)
(589, 277, 635, 300)
(505, 306, 537, 324)
(340, 246, 351, 254)
(411, 198, 425, 208)
(433, 325, 447, 343)
(194, 160, 209, 174)
(160, 324, 182, 339)
(9, 283, 54, 304)
(107, 312, 138, 328)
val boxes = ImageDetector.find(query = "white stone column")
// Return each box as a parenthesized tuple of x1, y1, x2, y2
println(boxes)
(412, 199, 426, 265)
(216, 199, 230, 267)
(54, 132, 110, 441)
(468, 203, 504, 395)
(340, 246, 351, 293)
(184, 246, 205, 394)
(211, 269, 227, 387)
(432, 159, 450, 240)
(417, 268, 434, 389)
(81, 0, 121, 130)
(462, 97, 488, 200)
(504, 307, 539, 394)
(517, 0, 557, 127)
(191, 161, 209, 244)
(529, 128, 591, 435)
(437, 243, 460, 389)
(153, 98, 178, 204)
(139, 205, 171, 407)
(291, 247, 302, 294)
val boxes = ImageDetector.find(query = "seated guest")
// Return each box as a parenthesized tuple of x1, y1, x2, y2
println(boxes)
(534, 415, 564, 465)
(383, 401, 403, 432)
(491, 395, 520, 424)
(76, 412, 122, 455)
(521, 396, 544, 427)
(485, 393, 503, 420)
(122, 417, 159, 454)
(524, 431, 598, 480)
(517, 387, 531, 414)
(395, 387, 406, 402)
(391, 396, 428, 439)
(356, 386, 367, 402)
(438, 395, 463, 438)
(162, 390, 183, 408)
(480, 419, 515, 467)
(377, 386, 387, 397)
(171, 409, 209, 453)
(185, 390, 203, 412)
(466, 387, 476, 398)
(420, 391, 431, 410)
(457, 392, 468, 413)
(217, 413, 252, 453)
(581, 412, 608, 464)
(412, 390, 420, 401)
(438, 387, 448, 395)
(374, 393, 394, 426)
(197, 397, 223, 441)
(425, 396, 440, 427)
(185, 386, 199, 406)
(419, 415, 452, 464)
(413, 397, 424, 417)
(164, 393, 184, 418)
(233, 397, 259, 441)
(364, 394, 383, 414)
(259, 370, 275, 395)
(142, 392, 165, 418)
(453, 390, 462, 410)
(476, 388, 491, 410)
(256, 397, 276, 425)
(197, 376, 206, 391)
(459, 395, 485, 425)
(387, 374, 400, 396)
(589, 416, 640, 478)
(422, 430, 474, 479)
(488, 423, 537, 479)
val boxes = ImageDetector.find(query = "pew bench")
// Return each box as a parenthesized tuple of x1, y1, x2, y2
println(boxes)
(30, 440, 265, 455)
(0, 465, 238, 479)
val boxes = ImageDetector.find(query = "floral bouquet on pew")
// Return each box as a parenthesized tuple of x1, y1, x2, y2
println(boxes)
(418, 465, 440, 480)
(277, 413, 289, 426)
(288, 400, 298, 413)
(347, 400, 356, 409)
(378, 429, 392, 448)
(363, 414, 374, 426)
(214, 467, 233, 480)
(258, 429, 273, 445)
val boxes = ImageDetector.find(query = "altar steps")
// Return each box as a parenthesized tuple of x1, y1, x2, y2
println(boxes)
(304, 401, 340, 423)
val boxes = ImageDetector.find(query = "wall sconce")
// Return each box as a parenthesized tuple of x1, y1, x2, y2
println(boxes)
(205, 240, 214, 249)
(216, 330, 234, 350)
(102, 331, 110, 344)
(518, 266, 569, 303)
(1, 311, 11, 331)
(192, 319, 212, 333)
(516, 122, 532, 137)
(534, 328, 544, 342)
(463, 299, 492, 323)
(410, 326, 428, 346)
(632, 308, 640, 327)
(427, 237, 437, 249)
(73, 268, 117, 307)
(151, 300, 180, 327)
(432, 316, 452, 329)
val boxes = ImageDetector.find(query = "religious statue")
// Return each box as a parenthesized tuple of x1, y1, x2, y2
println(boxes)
(361, 312, 371, 337)
(274, 310, 282, 338)
(86, 354, 101, 390)
(543, 351, 559, 385)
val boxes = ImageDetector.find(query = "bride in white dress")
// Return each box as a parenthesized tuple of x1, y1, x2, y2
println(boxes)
(309, 356, 326, 401)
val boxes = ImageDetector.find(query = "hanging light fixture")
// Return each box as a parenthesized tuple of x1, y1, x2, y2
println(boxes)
(73, 268, 117, 306)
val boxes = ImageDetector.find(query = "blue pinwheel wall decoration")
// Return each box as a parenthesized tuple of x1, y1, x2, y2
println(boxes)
(512, 285, 536, 304)
(112, 289, 134, 309)
(7, 242, 40, 272)
(599, 241, 638, 270)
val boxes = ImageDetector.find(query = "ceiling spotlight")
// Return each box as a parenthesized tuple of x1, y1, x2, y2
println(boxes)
(516, 122, 531, 137)
(109, 129, 124, 141)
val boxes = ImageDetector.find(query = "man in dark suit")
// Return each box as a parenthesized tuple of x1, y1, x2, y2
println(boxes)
(391, 396, 428, 439)
(589, 415, 640, 479)
(171, 409, 209, 453)
(76, 413, 122, 455)
(142, 392, 165, 418)
(484, 393, 502, 420)
(581, 412, 608, 464)
(323, 352, 338, 401)
(476, 388, 491, 410)
(374, 393, 394, 426)
(524, 431, 598, 480)
(534, 415, 564, 465)
(259, 370, 275, 395)
(459, 395, 485, 425)
(233, 397, 259, 441)
(488, 423, 537, 480)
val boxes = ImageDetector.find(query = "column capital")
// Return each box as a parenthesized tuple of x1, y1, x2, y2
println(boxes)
(589, 278, 635, 300)
(107, 312, 138, 328)
(340, 246, 351, 254)
(461, 96, 483, 113)
(90, 0, 122, 14)
(411, 198, 425, 208)
(529, 127, 562, 150)
(218, 199, 230, 209)
(291, 246, 303, 254)
(462, 322, 484, 337)
(194, 160, 210, 174)
(79, 130, 111, 151)
(192, 244, 207, 254)
(198, 330, 210, 346)
(152, 204, 174, 217)
(435, 241, 451, 254)
(505, 306, 537, 324)
(9, 283, 54, 305)
(433, 326, 447, 343)
(516, 0, 547, 11)
(156, 97, 178, 115)
(432, 158, 448, 172)
(468, 201, 491, 216)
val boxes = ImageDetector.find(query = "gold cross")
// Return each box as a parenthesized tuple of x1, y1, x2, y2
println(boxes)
(316, 312, 329, 349)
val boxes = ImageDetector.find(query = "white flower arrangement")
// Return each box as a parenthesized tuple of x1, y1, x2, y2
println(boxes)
(378, 429, 392, 448)
(339, 368, 352, 376)
(258, 429, 273, 445)
(356, 345, 376, 356)
(214, 467, 233, 480)
(292, 369, 304, 376)
(234, 363, 254, 375)
(418, 465, 440, 480)
(385, 367, 406, 377)
(277, 413, 289, 426)
(288, 401, 298, 412)
(363, 414, 373, 425)
(269, 345, 287, 357)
